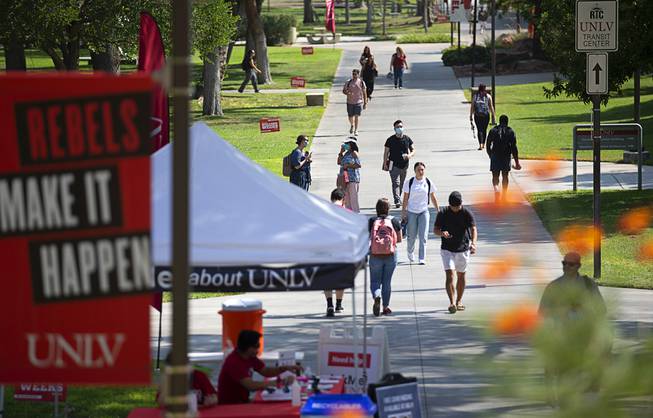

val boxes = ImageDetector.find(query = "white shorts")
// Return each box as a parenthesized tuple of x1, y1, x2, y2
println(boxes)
(440, 249, 470, 272)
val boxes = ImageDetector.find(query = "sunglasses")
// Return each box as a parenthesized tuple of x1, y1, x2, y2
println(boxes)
(561, 261, 579, 267)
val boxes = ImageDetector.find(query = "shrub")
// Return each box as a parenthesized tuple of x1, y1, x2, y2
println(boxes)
(262, 14, 298, 46)
(396, 33, 451, 44)
(441, 45, 490, 66)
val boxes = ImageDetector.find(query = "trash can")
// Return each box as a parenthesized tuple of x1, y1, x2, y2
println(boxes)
(219, 298, 266, 353)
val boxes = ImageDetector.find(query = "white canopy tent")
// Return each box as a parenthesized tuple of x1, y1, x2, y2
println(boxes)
(151, 122, 369, 292)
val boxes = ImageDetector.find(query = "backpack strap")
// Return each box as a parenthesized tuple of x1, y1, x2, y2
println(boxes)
(407, 177, 431, 204)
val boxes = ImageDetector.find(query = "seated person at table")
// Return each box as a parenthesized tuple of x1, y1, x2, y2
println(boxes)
(217, 330, 301, 404)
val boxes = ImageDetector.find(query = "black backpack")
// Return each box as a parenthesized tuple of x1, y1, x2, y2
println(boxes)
(408, 177, 432, 204)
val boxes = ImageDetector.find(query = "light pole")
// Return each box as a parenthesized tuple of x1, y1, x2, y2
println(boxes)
(491, 0, 496, 108)
(471, 0, 478, 88)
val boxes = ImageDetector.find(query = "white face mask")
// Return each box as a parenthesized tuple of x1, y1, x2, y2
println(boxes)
(394, 127, 404, 135)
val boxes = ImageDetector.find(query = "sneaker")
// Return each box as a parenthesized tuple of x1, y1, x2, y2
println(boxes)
(353, 130, 358, 136)
(382, 307, 392, 315)
(399, 86, 402, 89)
(349, 126, 354, 134)
(335, 304, 344, 313)
(407, 253, 415, 263)
(373, 297, 381, 317)
(326, 306, 335, 317)
(419, 259, 426, 265)
(448, 305, 457, 314)
(395, 203, 401, 209)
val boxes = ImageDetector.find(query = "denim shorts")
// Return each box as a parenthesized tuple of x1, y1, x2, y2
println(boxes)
(347, 103, 362, 116)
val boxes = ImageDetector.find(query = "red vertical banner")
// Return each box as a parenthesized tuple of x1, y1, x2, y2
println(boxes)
(325, 0, 336, 33)
(0, 73, 153, 385)
(138, 11, 169, 153)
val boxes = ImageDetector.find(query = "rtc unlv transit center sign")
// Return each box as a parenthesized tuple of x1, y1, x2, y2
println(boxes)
(576, 0, 618, 52)
(0, 74, 153, 384)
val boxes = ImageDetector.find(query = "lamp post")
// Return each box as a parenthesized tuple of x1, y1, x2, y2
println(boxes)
(491, 0, 496, 108)
(471, 0, 478, 88)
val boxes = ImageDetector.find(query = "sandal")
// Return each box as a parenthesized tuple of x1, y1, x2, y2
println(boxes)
(448, 304, 457, 314)
(456, 302, 465, 311)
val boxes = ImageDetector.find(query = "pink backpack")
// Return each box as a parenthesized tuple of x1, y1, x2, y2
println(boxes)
(371, 217, 397, 256)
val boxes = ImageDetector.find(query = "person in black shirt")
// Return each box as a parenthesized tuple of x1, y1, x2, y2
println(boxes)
(434, 191, 478, 314)
(486, 114, 521, 202)
(383, 120, 415, 208)
(238, 49, 261, 93)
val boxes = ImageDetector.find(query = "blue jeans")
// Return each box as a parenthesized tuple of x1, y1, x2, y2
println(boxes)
(407, 210, 429, 261)
(393, 67, 404, 87)
(369, 254, 397, 307)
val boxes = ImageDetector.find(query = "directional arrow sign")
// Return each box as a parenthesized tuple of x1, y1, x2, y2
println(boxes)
(587, 53, 608, 95)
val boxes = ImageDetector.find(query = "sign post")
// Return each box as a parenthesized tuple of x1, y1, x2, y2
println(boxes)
(576, 0, 618, 279)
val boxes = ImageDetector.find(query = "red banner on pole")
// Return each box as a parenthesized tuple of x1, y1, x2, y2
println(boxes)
(259, 117, 281, 133)
(138, 11, 169, 153)
(0, 73, 153, 385)
(325, 0, 336, 33)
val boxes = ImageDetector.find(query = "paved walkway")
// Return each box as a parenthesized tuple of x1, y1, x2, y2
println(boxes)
(153, 42, 652, 417)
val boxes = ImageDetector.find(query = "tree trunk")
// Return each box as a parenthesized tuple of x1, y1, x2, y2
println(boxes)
(304, 0, 315, 23)
(634, 68, 641, 123)
(365, 0, 373, 35)
(244, 0, 272, 84)
(91, 45, 121, 73)
(345, 0, 350, 24)
(219, 45, 229, 82)
(202, 47, 225, 116)
(4, 40, 26, 71)
(226, 41, 235, 66)
(43, 45, 67, 70)
(531, 0, 544, 58)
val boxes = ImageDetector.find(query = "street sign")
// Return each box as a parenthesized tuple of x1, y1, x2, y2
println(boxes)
(586, 53, 608, 94)
(576, 0, 618, 52)
(290, 76, 306, 88)
(301, 46, 314, 55)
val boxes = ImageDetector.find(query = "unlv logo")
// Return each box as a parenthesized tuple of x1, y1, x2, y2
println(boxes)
(26, 333, 126, 368)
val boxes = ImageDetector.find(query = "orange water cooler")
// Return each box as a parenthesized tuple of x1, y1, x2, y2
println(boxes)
(218, 298, 266, 353)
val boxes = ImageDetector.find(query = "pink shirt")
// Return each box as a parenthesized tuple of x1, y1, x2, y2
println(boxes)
(344, 78, 366, 104)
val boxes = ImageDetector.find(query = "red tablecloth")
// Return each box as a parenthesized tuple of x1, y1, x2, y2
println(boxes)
(128, 402, 300, 418)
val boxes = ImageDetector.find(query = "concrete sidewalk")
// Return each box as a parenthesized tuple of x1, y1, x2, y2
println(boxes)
(152, 42, 653, 417)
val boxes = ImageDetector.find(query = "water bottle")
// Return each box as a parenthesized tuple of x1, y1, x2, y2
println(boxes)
(291, 379, 301, 406)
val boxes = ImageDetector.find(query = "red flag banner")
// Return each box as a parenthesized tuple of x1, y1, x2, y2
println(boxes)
(0, 73, 153, 385)
(138, 11, 169, 152)
(325, 0, 336, 33)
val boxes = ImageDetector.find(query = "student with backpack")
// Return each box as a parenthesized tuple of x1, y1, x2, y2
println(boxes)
(238, 49, 261, 93)
(288, 135, 312, 191)
(369, 198, 402, 316)
(401, 162, 440, 265)
(469, 84, 496, 150)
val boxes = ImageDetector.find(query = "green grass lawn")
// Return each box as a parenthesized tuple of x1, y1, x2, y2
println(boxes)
(464, 77, 653, 163)
(221, 46, 341, 90)
(266, 5, 450, 38)
(4, 385, 157, 418)
(529, 190, 653, 289)
(192, 92, 327, 175)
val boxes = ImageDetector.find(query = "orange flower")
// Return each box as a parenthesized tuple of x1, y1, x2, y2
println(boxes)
(558, 225, 600, 255)
(492, 304, 541, 336)
(526, 154, 563, 179)
(481, 253, 520, 281)
(618, 207, 652, 235)
(637, 239, 653, 262)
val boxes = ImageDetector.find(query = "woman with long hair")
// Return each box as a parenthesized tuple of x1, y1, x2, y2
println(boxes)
(469, 83, 496, 150)
(337, 138, 361, 212)
(359, 45, 372, 67)
(369, 198, 402, 316)
(361, 55, 378, 100)
(289, 135, 312, 191)
(390, 46, 408, 89)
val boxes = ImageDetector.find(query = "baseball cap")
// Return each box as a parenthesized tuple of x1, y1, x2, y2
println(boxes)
(449, 191, 463, 206)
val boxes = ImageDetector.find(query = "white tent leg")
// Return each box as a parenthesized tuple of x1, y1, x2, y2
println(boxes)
(363, 260, 368, 390)
(352, 279, 360, 393)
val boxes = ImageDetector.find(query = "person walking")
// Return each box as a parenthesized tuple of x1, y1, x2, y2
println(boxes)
(390, 47, 408, 89)
(342, 69, 368, 136)
(337, 138, 361, 212)
(383, 120, 415, 208)
(323, 188, 347, 317)
(478, 7, 488, 34)
(289, 135, 312, 191)
(369, 198, 402, 317)
(434, 191, 477, 314)
(469, 84, 495, 150)
(401, 162, 439, 265)
(238, 49, 261, 93)
(361, 55, 378, 101)
(359, 45, 372, 67)
(486, 114, 521, 202)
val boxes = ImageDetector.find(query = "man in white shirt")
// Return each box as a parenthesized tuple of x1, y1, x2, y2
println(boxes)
(401, 162, 439, 264)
